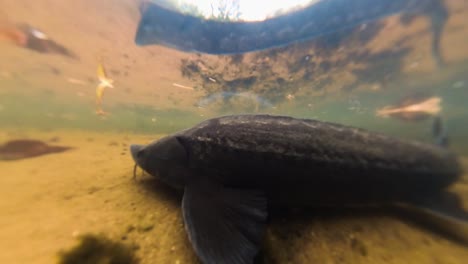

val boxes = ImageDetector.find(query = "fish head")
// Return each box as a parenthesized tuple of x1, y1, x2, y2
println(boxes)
(130, 135, 189, 189)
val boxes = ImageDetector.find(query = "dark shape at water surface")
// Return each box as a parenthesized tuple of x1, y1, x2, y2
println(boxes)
(136, 0, 447, 66)
(0, 139, 72, 161)
(131, 114, 467, 264)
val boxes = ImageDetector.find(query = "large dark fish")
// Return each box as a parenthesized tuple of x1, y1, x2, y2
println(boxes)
(135, 0, 447, 65)
(130, 114, 466, 264)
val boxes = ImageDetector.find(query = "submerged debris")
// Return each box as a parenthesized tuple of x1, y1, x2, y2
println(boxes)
(376, 96, 441, 122)
(58, 234, 139, 264)
(95, 60, 114, 116)
(0, 139, 72, 161)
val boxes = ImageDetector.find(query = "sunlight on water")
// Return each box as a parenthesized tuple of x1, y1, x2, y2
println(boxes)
(0, 1, 467, 263)
(154, 0, 317, 21)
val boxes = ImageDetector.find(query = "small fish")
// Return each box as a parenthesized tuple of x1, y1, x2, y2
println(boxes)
(135, 0, 447, 66)
(0, 139, 72, 160)
(131, 114, 467, 264)
(376, 96, 441, 121)
(95, 61, 114, 116)
(0, 23, 78, 59)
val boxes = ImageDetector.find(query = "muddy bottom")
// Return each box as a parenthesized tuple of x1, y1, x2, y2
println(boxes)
(0, 129, 467, 264)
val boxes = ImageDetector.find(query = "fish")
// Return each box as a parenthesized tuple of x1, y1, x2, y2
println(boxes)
(0, 139, 72, 161)
(130, 114, 467, 264)
(135, 0, 447, 66)
(0, 23, 78, 59)
(376, 96, 441, 121)
(95, 61, 114, 116)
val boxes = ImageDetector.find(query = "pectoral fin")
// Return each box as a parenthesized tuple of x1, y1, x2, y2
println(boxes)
(182, 177, 267, 264)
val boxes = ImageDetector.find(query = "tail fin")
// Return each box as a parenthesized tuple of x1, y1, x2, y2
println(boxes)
(432, 116, 448, 147)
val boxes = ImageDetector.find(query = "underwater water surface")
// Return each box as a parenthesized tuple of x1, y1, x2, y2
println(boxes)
(1, 0, 468, 263)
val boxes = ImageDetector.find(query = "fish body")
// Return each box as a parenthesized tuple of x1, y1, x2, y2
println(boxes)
(135, 0, 447, 65)
(131, 114, 464, 264)
(3, 24, 79, 59)
(173, 114, 459, 203)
